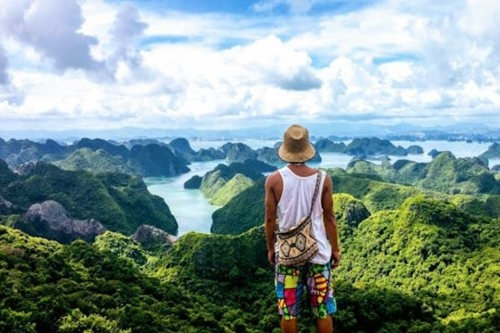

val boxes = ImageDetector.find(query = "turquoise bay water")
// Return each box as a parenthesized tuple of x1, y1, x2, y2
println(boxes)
(148, 140, 498, 235)
(316, 140, 497, 168)
(144, 161, 223, 235)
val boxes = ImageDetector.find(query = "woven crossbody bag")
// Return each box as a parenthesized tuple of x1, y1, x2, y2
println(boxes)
(276, 171, 322, 266)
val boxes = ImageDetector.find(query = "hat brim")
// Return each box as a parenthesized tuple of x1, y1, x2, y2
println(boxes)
(278, 143, 316, 163)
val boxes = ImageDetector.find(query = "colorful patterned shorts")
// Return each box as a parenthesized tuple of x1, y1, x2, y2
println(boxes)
(275, 262, 336, 320)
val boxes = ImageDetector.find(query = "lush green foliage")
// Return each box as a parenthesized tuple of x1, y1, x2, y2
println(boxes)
(199, 162, 265, 204)
(479, 142, 500, 159)
(344, 137, 413, 156)
(1, 145, 498, 332)
(210, 173, 254, 206)
(52, 148, 135, 174)
(211, 169, 426, 235)
(0, 225, 228, 332)
(332, 193, 370, 241)
(0, 160, 17, 189)
(0, 162, 177, 235)
(93, 231, 151, 266)
(1, 188, 498, 332)
(207, 165, 498, 332)
(211, 179, 265, 234)
(418, 152, 494, 194)
(1, 138, 190, 177)
(153, 226, 438, 333)
(0, 138, 69, 167)
(346, 152, 500, 195)
(314, 138, 346, 152)
(337, 195, 499, 332)
(221, 142, 257, 163)
(97, 172, 178, 235)
(127, 144, 190, 177)
(184, 175, 202, 189)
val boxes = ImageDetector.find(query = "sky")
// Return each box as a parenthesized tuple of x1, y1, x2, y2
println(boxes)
(0, 0, 499, 133)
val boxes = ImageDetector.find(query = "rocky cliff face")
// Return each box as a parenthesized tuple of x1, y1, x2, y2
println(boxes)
(0, 139, 70, 167)
(314, 138, 346, 153)
(0, 159, 17, 186)
(18, 200, 105, 243)
(0, 196, 15, 215)
(14, 161, 38, 175)
(194, 147, 225, 162)
(184, 175, 202, 189)
(169, 137, 196, 162)
(129, 144, 190, 176)
(480, 142, 500, 159)
(131, 224, 176, 252)
(74, 138, 129, 158)
(344, 137, 423, 157)
(256, 147, 281, 164)
(222, 142, 258, 163)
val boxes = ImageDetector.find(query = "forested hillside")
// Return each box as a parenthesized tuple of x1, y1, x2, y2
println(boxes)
(0, 140, 498, 332)
(0, 161, 177, 236)
(345, 151, 499, 195)
(208, 161, 499, 332)
(0, 226, 222, 332)
(2, 192, 496, 332)
(0, 224, 444, 333)
(0, 138, 190, 177)
(195, 161, 274, 206)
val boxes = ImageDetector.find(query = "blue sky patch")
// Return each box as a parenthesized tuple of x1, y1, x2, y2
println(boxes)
(373, 53, 421, 65)
(110, 0, 257, 14)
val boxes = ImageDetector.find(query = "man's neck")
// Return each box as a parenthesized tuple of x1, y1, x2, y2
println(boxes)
(287, 163, 317, 176)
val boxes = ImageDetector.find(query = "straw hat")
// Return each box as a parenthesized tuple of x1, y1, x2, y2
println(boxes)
(278, 124, 316, 163)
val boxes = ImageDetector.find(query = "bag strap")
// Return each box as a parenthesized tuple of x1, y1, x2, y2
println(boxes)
(307, 171, 323, 218)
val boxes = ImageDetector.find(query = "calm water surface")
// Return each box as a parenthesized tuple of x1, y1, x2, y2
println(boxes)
(148, 140, 498, 235)
(144, 160, 224, 235)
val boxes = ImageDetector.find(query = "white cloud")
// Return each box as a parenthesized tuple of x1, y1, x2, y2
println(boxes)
(0, 0, 499, 131)
(131, 34, 324, 125)
(377, 62, 414, 84)
(459, 0, 500, 37)
(0, 45, 8, 84)
(106, 4, 147, 74)
(224, 35, 321, 91)
(0, 0, 102, 71)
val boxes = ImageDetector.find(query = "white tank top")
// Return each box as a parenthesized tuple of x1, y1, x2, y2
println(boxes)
(276, 166, 332, 264)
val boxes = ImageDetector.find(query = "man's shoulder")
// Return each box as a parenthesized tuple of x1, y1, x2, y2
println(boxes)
(265, 170, 282, 187)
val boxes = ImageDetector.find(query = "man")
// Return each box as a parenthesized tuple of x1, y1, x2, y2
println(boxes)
(265, 124, 341, 333)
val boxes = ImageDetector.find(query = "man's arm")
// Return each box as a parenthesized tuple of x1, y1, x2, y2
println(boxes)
(321, 173, 341, 268)
(264, 172, 279, 266)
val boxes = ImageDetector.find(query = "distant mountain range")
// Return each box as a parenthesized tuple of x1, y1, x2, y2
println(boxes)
(1, 121, 498, 141)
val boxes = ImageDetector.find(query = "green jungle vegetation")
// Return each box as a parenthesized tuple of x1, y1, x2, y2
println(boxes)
(207, 157, 499, 331)
(127, 144, 189, 177)
(211, 153, 500, 233)
(479, 142, 500, 159)
(0, 146, 499, 332)
(0, 223, 440, 333)
(0, 161, 177, 235)
(52, 148, 136, 175)
(0, 138, 190, 177)
(211, 179, 266, 234)
(346, 152, 500, 195)
(199, 162, 266, 205)
(1, 190, 497, 332)
(222, 142, 258, 163)
(210, 173, 254, 206)
(343, 137, 409, 156)
(0, 138, 70, 167)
